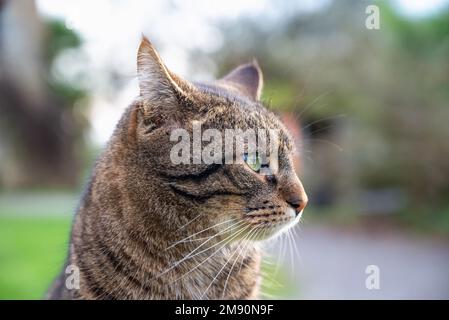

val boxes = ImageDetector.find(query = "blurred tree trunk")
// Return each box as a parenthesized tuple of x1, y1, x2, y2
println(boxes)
(0, 0, 78, 188)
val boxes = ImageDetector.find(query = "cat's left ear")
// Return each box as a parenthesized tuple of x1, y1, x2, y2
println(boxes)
(219, 60, 263, 101)
(137, 36, 192, 107)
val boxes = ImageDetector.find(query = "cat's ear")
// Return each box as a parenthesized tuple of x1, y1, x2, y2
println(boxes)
(137, 36, 190, 106)
(220, 60, 264, 101)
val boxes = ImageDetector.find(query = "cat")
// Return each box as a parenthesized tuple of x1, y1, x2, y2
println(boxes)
(47, 36, 308, 300)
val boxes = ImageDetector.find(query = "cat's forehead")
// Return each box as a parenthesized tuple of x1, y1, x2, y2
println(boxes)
(193, 81, 259, 108)
(194, 81, 271, 122)
(192, 81, 294, 151)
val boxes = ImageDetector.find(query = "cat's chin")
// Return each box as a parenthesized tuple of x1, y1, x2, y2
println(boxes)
(238, 207, 302, 241)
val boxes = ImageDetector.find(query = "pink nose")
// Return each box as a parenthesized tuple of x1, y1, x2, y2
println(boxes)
(286, 197, 308, 216)
(280, 177, 308, 216)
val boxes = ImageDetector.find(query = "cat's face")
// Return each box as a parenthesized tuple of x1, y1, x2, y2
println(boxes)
(133, 37, 307, 242)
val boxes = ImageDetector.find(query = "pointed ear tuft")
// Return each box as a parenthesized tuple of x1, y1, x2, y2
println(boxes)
(220, 60, 264, 100)
(137, 36, 184, 106)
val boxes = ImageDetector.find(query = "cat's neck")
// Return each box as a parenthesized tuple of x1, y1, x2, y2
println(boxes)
(71, 177, 261, 299)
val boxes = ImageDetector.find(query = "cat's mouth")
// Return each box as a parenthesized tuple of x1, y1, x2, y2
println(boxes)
(238, 207, 301, 241)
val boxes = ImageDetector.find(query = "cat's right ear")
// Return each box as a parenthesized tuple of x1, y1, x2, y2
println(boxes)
(137, 36, 188, 107)
(220, 60, 264, 101)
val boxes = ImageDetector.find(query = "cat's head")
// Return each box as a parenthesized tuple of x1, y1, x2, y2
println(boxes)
(127, 37, 307, 241)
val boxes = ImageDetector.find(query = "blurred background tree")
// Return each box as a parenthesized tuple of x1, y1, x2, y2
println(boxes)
(0, 0, 87, 189)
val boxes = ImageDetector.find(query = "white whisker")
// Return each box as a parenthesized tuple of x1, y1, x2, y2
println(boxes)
(171, 223, 252, 284)
(166, 218, 239, 250)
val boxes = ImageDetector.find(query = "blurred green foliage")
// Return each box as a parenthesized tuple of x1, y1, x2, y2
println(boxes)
(45, 20, 82, 63)
(45, 20, 87, 107)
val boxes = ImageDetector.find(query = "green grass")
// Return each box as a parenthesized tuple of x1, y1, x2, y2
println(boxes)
(397, 206, 449, 237)
(0, 192, 76, 299)
(0, 215, 71, 299)
(260, 258, 299, 299)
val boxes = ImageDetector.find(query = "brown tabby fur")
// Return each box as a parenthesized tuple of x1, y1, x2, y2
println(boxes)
(47, 37, 307, 300)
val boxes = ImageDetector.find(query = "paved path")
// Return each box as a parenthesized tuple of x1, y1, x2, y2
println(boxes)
(268, 224, 449, 299)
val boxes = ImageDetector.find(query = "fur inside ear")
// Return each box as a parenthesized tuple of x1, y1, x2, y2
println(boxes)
(137, 36, 184, 106)
(220, 60, 264, 100)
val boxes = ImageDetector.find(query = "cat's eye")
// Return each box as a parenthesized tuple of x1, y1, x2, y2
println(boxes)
(243, 153, 262, 172)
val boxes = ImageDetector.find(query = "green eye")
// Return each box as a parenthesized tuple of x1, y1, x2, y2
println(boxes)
(244, 153, 262, 172)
